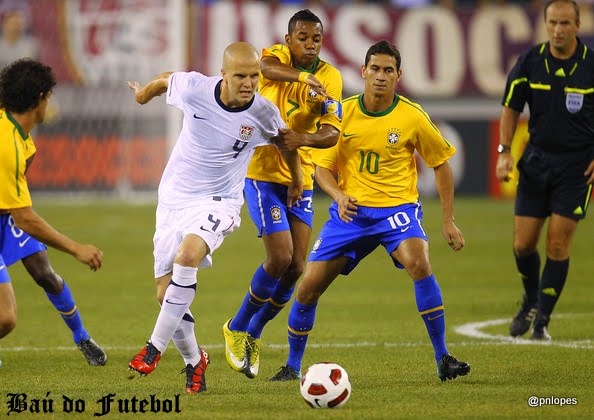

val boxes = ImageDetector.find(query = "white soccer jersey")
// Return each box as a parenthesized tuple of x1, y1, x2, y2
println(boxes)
(159, 72, 285, 209)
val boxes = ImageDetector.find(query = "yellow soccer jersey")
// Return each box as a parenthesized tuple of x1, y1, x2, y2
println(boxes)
(0, 109, 35, 210)
(313, 94, 455, 207)
(246, 43, 342, 189)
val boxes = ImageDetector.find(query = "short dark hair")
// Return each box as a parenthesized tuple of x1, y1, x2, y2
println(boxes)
(365, 40, 401, 71)
(544, 0, 580, 23)
(0, 58, 56, 114)
(288, 9, 322, 35)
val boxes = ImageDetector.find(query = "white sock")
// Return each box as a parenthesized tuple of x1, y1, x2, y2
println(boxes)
(172, 309, 201, 367)
(150, 264, 197, 353)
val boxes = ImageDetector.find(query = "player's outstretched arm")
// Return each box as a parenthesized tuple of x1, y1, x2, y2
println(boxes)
(496, 106, 519, 182)
(261, 56, 329, 100)
(10, 207, 103, 271)
(275, 125, 340, 152)
(128, 71, 173, 105)
(315, 166, 357, 223)
(279, 149, 304, 208)
(434, 161, 464, 251)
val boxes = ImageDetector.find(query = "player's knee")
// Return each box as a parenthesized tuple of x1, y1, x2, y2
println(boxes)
(513, 240, 537, 257)
(405, 259, 432, 279)
(546, 240, 570, 260)
(265, 252, 293, 277)
(0, 314, 16, 338)
(295, 287, 320, 305)
(283, 262, 305, 285)
(174, 248, 202, 267)
(32, 270, 62, 294)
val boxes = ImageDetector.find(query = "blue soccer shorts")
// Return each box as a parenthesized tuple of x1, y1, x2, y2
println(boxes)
(308, 201, 428, 275)
(244, 179, 314, 237)
(0, 214, 47, 269)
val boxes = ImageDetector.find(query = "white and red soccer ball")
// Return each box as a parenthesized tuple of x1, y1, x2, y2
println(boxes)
(300, 362, 351, 409)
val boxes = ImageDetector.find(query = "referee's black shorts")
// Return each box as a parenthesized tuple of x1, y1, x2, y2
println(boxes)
(515, 143, 593, 221)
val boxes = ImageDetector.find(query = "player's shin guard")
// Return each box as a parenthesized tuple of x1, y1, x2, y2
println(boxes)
(150, 264, 197, 353)
(45, 279, 89, 344)
(414, 275, 448, 363)
(172, 310, 202, 367)
(230, 265, 278, 331)
(248, 284, 295, 339)
(286, 300, 316, 372)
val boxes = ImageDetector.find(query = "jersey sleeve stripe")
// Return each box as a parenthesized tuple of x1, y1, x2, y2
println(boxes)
(399, 97, 452, 147)
(504, 77, 528, 106)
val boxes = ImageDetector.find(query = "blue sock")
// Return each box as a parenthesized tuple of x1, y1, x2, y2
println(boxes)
(414, 275, 448, 364)
(247, 284, 295, 339)
(45, 280, 89, 344)
(230, 265, 278, 331)
(286, 300, 317, 372)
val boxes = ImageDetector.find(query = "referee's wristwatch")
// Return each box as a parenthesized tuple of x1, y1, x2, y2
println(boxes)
(497, 144, 511, 154)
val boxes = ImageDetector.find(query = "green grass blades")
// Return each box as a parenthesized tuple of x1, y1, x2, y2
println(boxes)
(1, 197, 592, 419)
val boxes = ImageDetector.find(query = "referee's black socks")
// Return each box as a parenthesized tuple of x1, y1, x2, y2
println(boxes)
(514, 251, 541, 303)
(538, 258, 570, 318)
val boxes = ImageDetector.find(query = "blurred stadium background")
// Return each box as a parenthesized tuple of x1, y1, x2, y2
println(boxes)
(4, 0, 594, 201)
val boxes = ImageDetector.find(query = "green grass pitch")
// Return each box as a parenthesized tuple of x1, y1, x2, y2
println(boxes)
(1, 196, 592, 419)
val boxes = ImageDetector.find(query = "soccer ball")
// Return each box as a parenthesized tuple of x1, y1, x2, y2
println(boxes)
(300, 362, 351, 409)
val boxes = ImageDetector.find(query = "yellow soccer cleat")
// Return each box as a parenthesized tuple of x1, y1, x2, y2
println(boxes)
(223, 319, 248, 372)
(244, 335, 261, 379)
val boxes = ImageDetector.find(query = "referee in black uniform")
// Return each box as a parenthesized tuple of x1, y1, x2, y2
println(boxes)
(496, 0, 594, 340)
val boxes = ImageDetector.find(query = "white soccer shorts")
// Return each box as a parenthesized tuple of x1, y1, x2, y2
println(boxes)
(153, 201, 241, 278)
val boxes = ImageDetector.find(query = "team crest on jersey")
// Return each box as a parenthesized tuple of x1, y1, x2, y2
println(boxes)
(312, 237, 322, 252)
(566, 93, 583, 114)
(308, 87, 318, 100)
(240, 125, 254, 141)
(270, 205, 282, 223)
(386, 129, 401, 150)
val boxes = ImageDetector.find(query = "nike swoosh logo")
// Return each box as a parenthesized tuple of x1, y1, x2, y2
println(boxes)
(0, 265, 5, 271)
(428, 313, 444, 321)
(226, 348, 245, 369)
(165, 299, 185, 306)
(200, 226, 210, 232)
(18, 237, 31, 247)
(193, 113, 207, 120)
(343, 133, 355, 137)
(401, 227, 411, 233)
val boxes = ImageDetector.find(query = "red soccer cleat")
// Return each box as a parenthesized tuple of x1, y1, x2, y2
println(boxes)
(128, 342, 162, 376)
(182, 348, 210, 394)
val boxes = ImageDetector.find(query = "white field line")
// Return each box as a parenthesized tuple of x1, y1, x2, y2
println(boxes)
(2, 314, 592, 353)
(454, 313, 594, 349)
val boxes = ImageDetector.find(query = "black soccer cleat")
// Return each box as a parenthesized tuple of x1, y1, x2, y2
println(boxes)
(269, 365, 301, 382)
(77, 338, 107, 366)
(510, 294, 537, 337)
(531, 313, 552, 341)
(437, 354, 470, 382)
